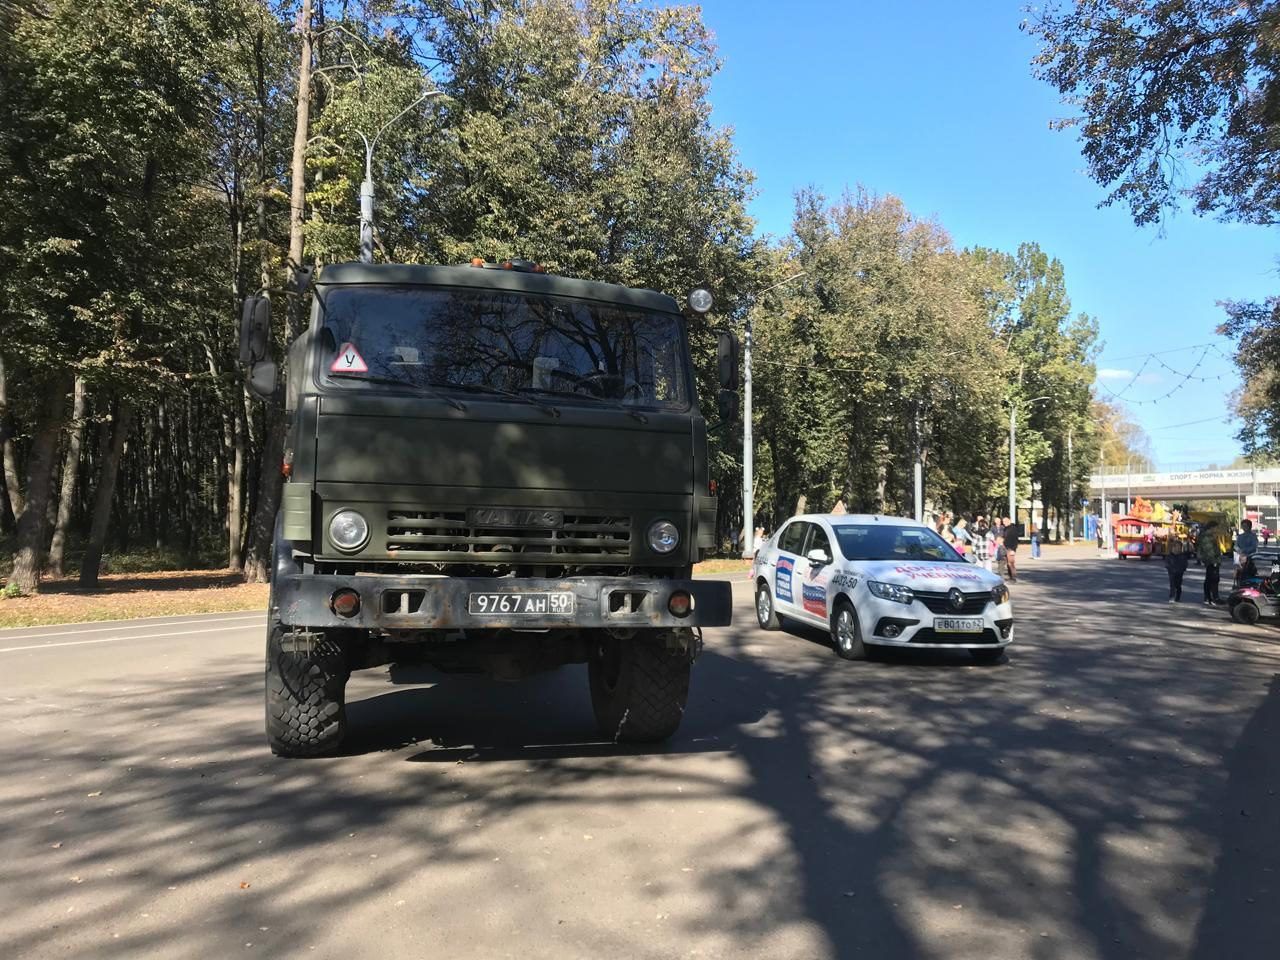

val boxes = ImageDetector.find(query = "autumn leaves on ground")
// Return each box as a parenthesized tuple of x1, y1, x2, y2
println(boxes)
(0, 571, 269, 628)
(0, 560, 755, 628)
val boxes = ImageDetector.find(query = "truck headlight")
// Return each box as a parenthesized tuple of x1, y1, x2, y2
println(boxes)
(992, 583, 1010, 605)
(868, 580, 914, 604)
(647, 519, 679, 554)
(329, 510, 369, 551)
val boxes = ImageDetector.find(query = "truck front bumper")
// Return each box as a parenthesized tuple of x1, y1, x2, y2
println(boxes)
(273, 574, 733, 631)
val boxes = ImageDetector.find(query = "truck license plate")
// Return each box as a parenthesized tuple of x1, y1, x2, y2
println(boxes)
(934, 617, 984, 634)
(468, 592, 575, 616)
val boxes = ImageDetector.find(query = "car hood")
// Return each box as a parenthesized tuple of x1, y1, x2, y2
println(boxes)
(852, 560, 1001, 590)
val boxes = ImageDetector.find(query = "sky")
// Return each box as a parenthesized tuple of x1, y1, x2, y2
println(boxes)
(695, 1, 1278, 471)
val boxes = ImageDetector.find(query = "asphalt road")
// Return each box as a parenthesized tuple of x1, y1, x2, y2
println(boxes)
(2, 550, 1279, 960)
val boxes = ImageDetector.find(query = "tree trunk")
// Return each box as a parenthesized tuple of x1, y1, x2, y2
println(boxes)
(79, 401, 135, 589)
(286, 0, 312, 341)
(47, 377, 87, 577)
(229, 401, 245, 570)
(242, 402, 285, 582)
(8, 378, 70, 594)
(243, 0, 311, 583)
(0, 353, 24, 520)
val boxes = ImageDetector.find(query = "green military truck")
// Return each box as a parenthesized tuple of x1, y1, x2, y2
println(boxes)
(239, 260, 737, 756)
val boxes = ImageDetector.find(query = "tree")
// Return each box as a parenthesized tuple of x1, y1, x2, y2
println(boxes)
(0, 0, 223, 591)
(749, 189, 1017, 528)
(1025, 1, 1280, 226)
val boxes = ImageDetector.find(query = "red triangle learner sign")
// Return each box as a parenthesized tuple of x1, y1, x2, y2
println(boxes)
(331, 343, 368, 373)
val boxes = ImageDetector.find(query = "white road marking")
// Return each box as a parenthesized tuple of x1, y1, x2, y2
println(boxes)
(0, 611, 264, 642)
(0, 623, 261, 654)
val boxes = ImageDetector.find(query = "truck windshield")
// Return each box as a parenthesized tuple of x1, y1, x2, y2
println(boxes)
(318, 285, 689, 409)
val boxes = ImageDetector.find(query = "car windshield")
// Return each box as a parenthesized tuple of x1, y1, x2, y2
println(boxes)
(318, 285, 689, 408)
(832, 523, 966, 563)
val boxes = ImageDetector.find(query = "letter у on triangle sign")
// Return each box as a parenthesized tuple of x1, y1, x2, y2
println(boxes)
(331, 343, 367, 373)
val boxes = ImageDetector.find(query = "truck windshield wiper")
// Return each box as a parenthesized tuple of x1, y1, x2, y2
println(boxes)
(327, 372, 466, 411)
(436, 382, 561, 418)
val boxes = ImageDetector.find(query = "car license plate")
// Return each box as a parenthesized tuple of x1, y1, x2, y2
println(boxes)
(934, 617, 984, 634)
(468, 592, 575, 616)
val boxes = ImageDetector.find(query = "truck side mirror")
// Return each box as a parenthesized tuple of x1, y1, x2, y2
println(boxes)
(717, 331, 739, 390)
(246, 359, 277, 400)
(717, 389, 739, 423)
(239, 294, 271, 366)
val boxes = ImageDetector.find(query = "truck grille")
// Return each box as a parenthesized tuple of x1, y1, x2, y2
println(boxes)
(385, 510, 632, 561)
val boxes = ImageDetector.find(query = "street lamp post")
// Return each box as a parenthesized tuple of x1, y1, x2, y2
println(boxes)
(1067, 428, 1074, 543)
(1008, 395, 1052, 529)
(357, 90, 447, 263)
(741, 271, 806, 557)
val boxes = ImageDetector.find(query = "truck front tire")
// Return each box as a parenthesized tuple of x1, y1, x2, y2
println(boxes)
(265, 617, 351, 757)
(589, 631, 692, 743)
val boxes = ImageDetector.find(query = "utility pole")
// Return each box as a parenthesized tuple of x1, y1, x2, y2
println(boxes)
(1008, 394, 1052, 528)
(1126, 459, 1131, 514)
(741, 312, 754, 556)
(1067, 428, 1074, 543)
(1008, 402, 1017, 525)
(741, 271, 805, 557)
(913, 401, 924, 523)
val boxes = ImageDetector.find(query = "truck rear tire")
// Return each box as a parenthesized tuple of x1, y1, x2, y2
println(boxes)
(265, 618, 350, 757)
(589, 631, 692, 743)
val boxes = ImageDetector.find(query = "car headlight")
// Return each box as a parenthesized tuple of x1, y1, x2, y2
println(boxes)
(647, 519, 680, 554)
(992, 583, 1010, 605)
(328, 509, 369, 552)
(868, 580, 914, 604)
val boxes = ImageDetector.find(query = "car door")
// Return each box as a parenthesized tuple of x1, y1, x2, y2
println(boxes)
(772, 520, 810, 615)
(793, 522, 835, 625)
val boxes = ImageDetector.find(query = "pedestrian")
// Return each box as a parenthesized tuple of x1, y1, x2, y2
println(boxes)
(1264, 528, 1272, 548)
(1197, 521, 1223, 605)
(974, 515, 989, 540)
(1235, 518, 1259, 585)
(1164, 536, 1189, 603)
(1002, 517, 1020, 582)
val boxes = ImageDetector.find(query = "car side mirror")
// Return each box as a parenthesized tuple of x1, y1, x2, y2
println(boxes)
(239, 294, 271, 365)
(246, 359, 277, 400)
(807, 548, 830, 566)
(717, 331, 739, 390)
(717, 389, 739, 424)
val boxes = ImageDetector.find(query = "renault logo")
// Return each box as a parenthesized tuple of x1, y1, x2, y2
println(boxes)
(948, 588, 965, 611)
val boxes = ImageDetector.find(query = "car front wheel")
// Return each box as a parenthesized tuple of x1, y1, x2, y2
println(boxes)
(830, 600, 867, 661)
(756, 580, 781, 630)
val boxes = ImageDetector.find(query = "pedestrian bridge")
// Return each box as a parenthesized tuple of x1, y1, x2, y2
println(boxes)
(1086, 467, 1280, 502)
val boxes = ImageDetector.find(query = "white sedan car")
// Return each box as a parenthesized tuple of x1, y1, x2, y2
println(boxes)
(752, 513, 1013, 663)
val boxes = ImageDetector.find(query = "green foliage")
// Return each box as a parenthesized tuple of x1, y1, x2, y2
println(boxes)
(0, 0, 1109, 572)
(1220, 296, 1280, 457)
(744, 194, 1099, 531)
(1025, 1, 1280, 226)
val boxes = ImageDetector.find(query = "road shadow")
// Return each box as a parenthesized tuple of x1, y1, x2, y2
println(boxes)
(1190, 673, 1280, 959)
(3, 555, 1278, 959)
